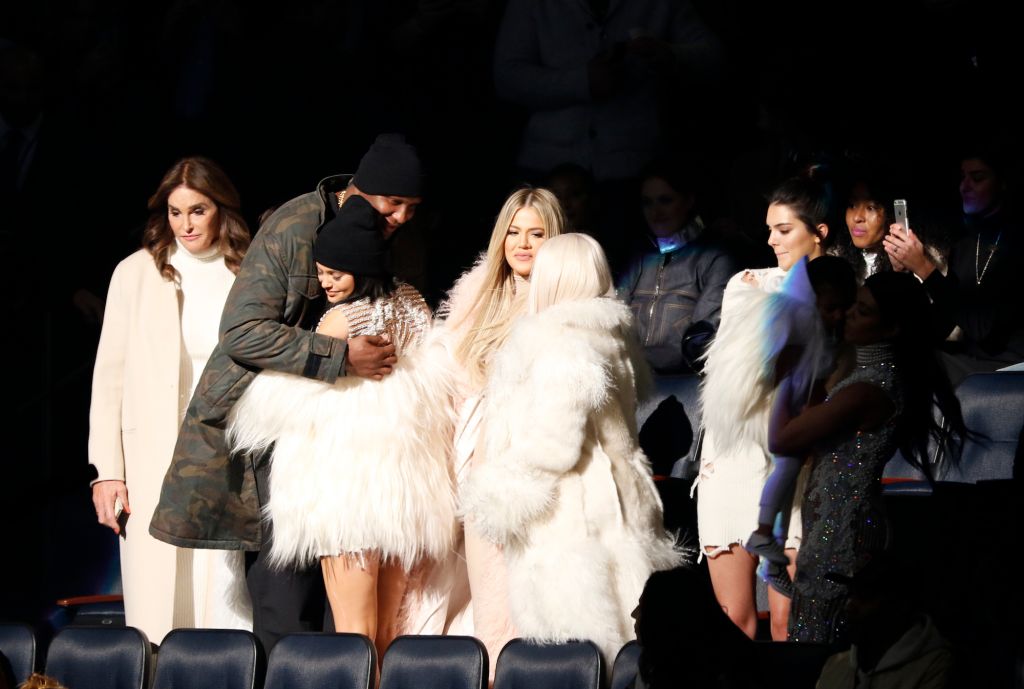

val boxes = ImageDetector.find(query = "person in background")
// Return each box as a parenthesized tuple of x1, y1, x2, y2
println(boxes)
(90, 157, 253, 643)
(618, 161, 737, 373)
(884, 149, 1023, 384)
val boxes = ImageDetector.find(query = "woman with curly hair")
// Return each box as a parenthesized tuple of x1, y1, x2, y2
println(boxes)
(89, 156, 252, 643)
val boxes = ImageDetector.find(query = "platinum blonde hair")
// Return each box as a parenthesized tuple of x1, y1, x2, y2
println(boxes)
(528, 232, 614, 314)
(452, 187, 566, 388)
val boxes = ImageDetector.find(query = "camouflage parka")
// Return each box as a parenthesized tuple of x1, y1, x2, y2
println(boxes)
(149, 175, 351, 549)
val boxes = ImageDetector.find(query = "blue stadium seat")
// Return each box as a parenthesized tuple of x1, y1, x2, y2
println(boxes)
(494, 638, 601, 689)
(942, 371, 1023, 482)
(883, 371, 1023, 493)
(152, 629, 261, 689)
(610, 640, 640, 689)
(379, 635, 486, 689)
(0, 623, 36, 686)
(46, 626, 150, 689)
(265, 633, 375, 689)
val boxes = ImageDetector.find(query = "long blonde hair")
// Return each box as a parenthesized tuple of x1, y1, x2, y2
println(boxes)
(452, 187, 566, 388)
(528, 233, 614, 314)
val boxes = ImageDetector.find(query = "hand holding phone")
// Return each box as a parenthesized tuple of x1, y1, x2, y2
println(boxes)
(893, 199, 910, 236)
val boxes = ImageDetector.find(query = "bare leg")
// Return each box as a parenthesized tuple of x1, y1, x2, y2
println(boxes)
(374, 562, 409, 661)
(321, 553, 380, 639)
(767, 548, 798, 641)
(706, 545, 758, 639)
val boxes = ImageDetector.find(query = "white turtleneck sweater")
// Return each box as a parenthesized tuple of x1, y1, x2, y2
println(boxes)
(166, 240, 251, 631)
(167, 240, 236, 417)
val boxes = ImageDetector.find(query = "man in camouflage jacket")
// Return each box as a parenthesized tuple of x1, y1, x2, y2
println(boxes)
(149, 135, 423, 648)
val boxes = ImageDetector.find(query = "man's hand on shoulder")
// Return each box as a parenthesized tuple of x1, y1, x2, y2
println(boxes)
(346, 335, 397, 380)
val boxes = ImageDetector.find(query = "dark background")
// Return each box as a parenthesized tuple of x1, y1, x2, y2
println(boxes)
(1, 0, 1021, 631)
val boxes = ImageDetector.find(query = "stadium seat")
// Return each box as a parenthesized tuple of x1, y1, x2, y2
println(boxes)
(0, 623, 36, 687)
(152, 628, 261, 689)
(265, 632, 375, 689)
(45, 626, 150, 689)
(379, 635, 486, 689)
(494, 638, 601, 689)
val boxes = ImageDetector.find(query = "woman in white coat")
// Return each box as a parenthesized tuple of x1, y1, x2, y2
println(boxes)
(89, 157, 253, 644)
(461, 233, 681, 665)
(404, 188, 564, 656)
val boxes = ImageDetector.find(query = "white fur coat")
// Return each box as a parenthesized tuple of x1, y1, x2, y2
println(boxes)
(460, 296, 681, 664)
(700, 263, 830, 455)
(226, 328, 459, 571)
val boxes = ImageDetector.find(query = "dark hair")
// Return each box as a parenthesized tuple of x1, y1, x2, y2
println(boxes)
(767, 176, 832, 247)
(864, 272, 969, 481)
(833, 170, 898, 282)
(808, 255, 857, 306)
(338, 274, 395, 304)
(959, 145, 1008, 180)
(142, 157, 251, 280)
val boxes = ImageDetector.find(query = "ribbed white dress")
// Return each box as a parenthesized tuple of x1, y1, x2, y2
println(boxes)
(168, 241, 252, 630)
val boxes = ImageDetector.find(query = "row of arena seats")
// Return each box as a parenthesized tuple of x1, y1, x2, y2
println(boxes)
(0, 625, 836, 689)
(0, 626, 606, 689)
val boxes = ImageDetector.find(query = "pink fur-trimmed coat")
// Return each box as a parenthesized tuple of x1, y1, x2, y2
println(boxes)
(460, 296, 681, 664)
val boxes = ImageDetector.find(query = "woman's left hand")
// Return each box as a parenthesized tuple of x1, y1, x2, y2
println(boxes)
(883, 225, 935, 280)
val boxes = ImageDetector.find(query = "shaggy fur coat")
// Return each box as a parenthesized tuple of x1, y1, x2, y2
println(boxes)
(461, 296, 681, 664)
(226, 327, 459, 571)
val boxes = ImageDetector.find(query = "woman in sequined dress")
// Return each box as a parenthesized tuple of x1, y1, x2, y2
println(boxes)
(227, 195, 456, 660)
(768, 272, 968, 644)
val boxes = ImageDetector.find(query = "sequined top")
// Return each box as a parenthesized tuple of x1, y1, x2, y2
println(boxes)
(317, 281, 432, 355)
(789, 343, 903, 644)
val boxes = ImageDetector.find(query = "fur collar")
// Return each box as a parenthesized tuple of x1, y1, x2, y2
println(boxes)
(519, 296, 633, 334)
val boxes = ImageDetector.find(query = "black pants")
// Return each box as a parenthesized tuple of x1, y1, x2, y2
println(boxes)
(245, 453, 327, 655)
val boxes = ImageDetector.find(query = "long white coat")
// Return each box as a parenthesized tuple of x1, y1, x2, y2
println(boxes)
(461, 296, 681, 664)
(89, 249, 248, 643)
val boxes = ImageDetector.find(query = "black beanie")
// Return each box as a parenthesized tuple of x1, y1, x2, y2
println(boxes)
(314, 195, 388, 276)
(353, 133, 423, 197)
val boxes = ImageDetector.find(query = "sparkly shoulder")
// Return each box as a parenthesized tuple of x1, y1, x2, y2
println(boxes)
(317, 281, 432, 355)
(829, 344, 903, 416)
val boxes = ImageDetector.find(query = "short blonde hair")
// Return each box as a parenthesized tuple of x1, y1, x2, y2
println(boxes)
(452, 187, 566, 389)
(528, 233, 614, 313)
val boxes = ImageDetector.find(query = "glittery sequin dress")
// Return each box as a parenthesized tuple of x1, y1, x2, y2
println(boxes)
(789, 344, 902, 644)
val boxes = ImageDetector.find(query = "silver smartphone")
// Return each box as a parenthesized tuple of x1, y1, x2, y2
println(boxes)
(893, 199, 910, 235)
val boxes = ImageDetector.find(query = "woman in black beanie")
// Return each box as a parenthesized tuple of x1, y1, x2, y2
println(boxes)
(226, 195, 457, 665)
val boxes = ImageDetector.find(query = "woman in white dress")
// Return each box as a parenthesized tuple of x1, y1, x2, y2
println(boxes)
(89, 157, 253, 643)
(695, 175, 831, 641)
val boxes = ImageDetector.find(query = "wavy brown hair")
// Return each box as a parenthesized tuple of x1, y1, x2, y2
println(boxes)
(142, 157, 251, 280)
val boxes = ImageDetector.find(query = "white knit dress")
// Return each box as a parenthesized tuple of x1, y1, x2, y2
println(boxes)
(694, 267, 808, 557)
(168, 242, 253, 631)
